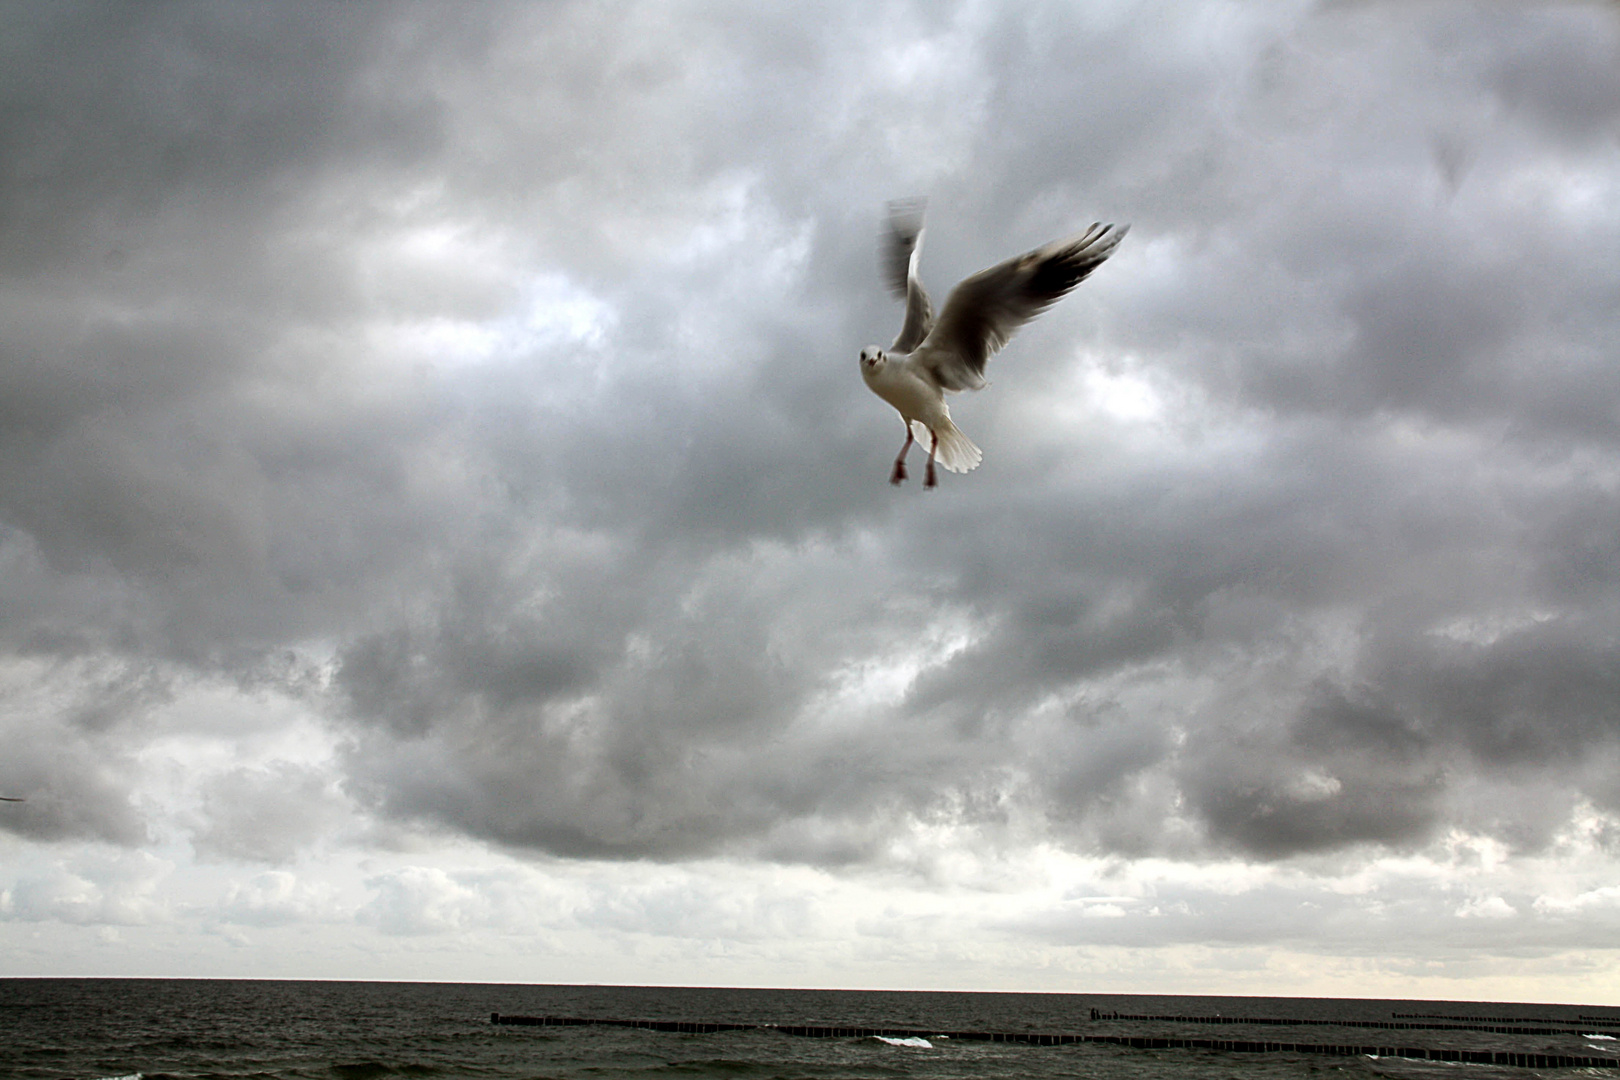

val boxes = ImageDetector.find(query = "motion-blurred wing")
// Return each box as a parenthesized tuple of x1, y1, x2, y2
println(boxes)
(884, 197, 935, 354)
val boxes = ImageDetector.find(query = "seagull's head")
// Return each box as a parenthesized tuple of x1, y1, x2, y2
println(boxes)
(859, 346, 886, 374)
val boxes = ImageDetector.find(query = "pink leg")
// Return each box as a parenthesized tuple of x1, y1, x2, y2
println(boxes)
(924, 430, 939, 489)
(890, 429, 914, 485)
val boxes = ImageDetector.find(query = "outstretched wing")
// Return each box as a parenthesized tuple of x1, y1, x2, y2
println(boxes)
(919, 222, 1128, 392)
(883, 197, 935, 354)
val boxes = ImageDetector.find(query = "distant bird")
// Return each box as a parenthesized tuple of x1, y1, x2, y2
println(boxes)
(860, 198, 1127, 487)
(0, 796, 23, 802)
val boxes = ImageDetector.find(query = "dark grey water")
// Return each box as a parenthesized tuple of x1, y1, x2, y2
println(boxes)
(5, 979, 1620, 1080)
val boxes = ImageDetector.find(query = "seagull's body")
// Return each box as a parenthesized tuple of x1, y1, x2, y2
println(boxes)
(861, 198, 1127, 487)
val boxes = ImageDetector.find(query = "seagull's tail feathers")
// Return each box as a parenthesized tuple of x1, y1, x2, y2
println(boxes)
(911, 418, 982, 473)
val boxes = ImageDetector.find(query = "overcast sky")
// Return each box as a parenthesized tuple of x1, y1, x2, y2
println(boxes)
(3, 0, 1620, 1000)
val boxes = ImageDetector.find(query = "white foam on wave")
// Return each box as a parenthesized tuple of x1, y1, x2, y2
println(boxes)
(875, 1035, 933, 1048)
(91, 1074, 143, 1080)
(1586, 1034, 1618, 1040)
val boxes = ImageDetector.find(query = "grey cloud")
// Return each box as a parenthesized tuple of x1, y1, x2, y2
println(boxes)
(575, 876, 817, 942)
(1175, 680, 1447, 859)
(1389, 619, 1620, 769)
(217, 870, 341, 927)
(4, 0, 1620, 886)
(0, 851, 171, 926)
(357, 865, 566, 937)
(357, 867, 476, 936)
(1482, 4, 1620, 145)
(0, 664, 153, 846)
(0, 767, 145, 848)
(1189, 759, 1445, 859)
(1007, 878, 1591, 955)
(0, 3, 452, 275)
(191, 763, 348, 864)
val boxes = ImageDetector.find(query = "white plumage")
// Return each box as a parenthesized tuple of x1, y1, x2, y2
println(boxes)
(860, 198, 1128, 487)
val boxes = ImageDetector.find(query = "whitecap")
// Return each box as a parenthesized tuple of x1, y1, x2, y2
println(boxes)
(875, 1035, 932, 1048)
(1586, 1034, 1618, 1040)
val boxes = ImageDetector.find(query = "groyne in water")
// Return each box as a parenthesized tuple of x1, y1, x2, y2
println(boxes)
(1090, 1008, 1620, 1038)
(1394, 1011, 1620, 1026)
(490, 1013, 1620, 1069)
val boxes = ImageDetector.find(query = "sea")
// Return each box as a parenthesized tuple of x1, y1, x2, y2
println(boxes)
(5, 979, 1620, 1080)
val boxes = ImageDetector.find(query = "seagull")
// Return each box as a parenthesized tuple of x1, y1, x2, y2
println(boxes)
(860, 198, 1128, 487)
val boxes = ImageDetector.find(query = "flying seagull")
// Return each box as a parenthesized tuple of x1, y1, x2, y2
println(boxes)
(860, 198, 1127, 487)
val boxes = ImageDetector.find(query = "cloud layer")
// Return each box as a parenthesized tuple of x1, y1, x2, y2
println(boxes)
(3, 0, 1620, 989)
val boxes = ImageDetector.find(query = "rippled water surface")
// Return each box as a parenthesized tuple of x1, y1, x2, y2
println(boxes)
(5, 979, 1620, 1080)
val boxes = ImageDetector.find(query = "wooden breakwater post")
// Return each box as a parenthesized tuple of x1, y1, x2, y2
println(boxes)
(490, 1014, 1620, 1069)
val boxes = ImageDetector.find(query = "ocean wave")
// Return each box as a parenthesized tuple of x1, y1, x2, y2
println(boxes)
(89, 1074, 143, 1080)
(874, 1036, 932, 1048)
(329, 1063, 441, 1079)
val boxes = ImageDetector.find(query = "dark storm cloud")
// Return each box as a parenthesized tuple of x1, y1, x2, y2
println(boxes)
(3, 0, 1620, 872)
(0, 653, 154, 845)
